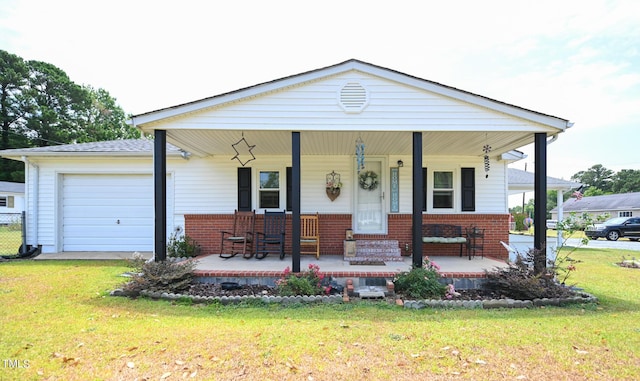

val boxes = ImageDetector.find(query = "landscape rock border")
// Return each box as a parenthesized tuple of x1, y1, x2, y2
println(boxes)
(110, 288, 598, 308)
(402, 292, 597, 309)
(137, 289, 344, 305)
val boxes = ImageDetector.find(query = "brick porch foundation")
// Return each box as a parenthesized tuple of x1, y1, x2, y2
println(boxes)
(185, 213, 510, 261)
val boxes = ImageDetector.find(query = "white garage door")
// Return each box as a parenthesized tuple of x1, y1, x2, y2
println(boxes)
(62, 174, 155, 251)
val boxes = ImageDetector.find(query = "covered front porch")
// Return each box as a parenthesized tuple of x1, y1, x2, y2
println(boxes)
(129, 60, 571, 274)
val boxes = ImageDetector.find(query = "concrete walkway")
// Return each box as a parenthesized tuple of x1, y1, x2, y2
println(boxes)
(33, 251, 154, 260)
(193, 253, 507, 275)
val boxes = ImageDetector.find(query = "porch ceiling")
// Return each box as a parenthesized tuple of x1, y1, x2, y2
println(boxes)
(167, 129, 535, 158)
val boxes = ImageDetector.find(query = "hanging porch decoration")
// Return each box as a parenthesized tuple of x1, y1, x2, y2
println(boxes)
(325, 170, 342, 201)
(355, 136, 365, 174)
(483, 135, 492, 178)
(231, 132, 256, 166)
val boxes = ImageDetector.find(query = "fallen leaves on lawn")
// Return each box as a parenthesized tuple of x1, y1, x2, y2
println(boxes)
(51, 352, 81, 366)
(286, 358, 299, 372)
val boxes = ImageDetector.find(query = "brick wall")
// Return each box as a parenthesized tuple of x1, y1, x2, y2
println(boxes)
(185, 213, 510, 261)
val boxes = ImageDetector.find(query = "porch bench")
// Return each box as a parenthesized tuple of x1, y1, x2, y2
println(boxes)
(421, 224, 468, 259)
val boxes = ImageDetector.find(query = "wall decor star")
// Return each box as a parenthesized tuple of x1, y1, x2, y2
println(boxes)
(231, 135, 256, 166)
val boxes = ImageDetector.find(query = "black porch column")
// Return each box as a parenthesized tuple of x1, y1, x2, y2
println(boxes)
(412, 132, 423, 268)
(534, 132, 547, 274)
(154, 130, 167, 261)
(291, 132, 301, 273)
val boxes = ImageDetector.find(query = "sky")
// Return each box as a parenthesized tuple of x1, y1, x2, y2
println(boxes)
(1, 0, 639, 191)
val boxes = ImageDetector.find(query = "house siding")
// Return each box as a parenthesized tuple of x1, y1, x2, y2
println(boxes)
(165, 72, 530, 131)
(22, 151, 509, 256)
(179, 154, 509, 260)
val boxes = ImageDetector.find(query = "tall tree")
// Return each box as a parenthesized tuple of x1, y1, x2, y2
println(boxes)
(77, 86, 139, 142)
(571, 164, 614, 193)
(0, 51, 141, 181)
(610, 169, 640, 193)
(0, 50, 31, 181)
(24, 60, 89, 146)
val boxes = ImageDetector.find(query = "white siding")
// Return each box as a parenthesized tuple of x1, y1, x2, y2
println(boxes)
(173, 154, 507, 216)
(163, 73, 531, 132)
(25, 152, 507, 253)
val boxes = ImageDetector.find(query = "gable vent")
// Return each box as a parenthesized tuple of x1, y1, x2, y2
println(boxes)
(338, 82, 369, 113)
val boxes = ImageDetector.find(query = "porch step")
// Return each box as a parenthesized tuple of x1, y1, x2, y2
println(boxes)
(349, 240, 403, 262)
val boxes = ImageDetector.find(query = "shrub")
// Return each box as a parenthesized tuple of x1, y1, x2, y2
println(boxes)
(167, 232, 201, 258)
(122, 260, 197, 297)
(393, 260, 445, 299)
(276, 264, 325, 296)
(483, 248, 574, 300)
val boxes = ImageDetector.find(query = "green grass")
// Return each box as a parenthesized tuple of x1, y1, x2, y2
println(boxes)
(1, 249, 639, 380)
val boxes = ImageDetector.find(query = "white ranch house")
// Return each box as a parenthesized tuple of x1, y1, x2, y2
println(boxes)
(0, 59, 571, 271)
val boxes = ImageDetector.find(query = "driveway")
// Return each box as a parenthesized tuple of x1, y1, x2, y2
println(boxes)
(564, 237, 640, 252)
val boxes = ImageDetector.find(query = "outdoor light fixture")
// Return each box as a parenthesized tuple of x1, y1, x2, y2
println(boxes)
(179, 150, 192, 160)
(397, 160, 404, 167)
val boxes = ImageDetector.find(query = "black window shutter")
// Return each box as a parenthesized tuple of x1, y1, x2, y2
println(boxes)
(461, 167, 475, 211)
(237, 167, 252, 211)
(286, 166, 292, 211)
(422, 167, 428, 212)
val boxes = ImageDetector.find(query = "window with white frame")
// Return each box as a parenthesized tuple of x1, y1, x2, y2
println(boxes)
(433, 171, 454, 209)
(619, 211, 632, 217)
(259, 171, 280, 209)
(0, 196, 7, 208)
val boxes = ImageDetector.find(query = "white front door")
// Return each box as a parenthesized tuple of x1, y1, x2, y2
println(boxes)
(354, 158, 386, 234)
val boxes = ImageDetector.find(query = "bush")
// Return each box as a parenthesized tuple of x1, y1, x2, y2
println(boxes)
(167, 232, 201, 258)
(122, 260, 197, 297)
(393, 261, 445, 299)
(276, 264, 325, 296)
(483, 248, 574, 300)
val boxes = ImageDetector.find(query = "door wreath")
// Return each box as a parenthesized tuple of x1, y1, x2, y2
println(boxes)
(359, 170, 379, 191)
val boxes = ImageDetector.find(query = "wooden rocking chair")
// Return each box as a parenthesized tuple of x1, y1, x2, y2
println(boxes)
(256, 210, 286, 260)
(220, 210, 256, 259)
(300, 213, 320, 259)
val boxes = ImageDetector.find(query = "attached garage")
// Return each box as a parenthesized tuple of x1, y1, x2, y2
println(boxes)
(62, 174, 155, 251)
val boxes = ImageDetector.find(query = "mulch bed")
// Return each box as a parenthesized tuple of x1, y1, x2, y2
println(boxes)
(185, 283, 505, 301)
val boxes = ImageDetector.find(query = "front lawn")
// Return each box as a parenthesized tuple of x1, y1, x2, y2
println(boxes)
(0, 248, 639, 380)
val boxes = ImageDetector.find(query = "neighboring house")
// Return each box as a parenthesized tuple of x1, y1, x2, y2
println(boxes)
(551, 192, 640, 222)
(0, 59, 572, 267)
(507, 168, 582, 196)
(0, 181, 25, 224)
(507, 167, 582, 221)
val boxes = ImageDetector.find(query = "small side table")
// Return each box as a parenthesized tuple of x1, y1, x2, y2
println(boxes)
(344, 240, 356, 260)
(466, 227, 485, 260)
